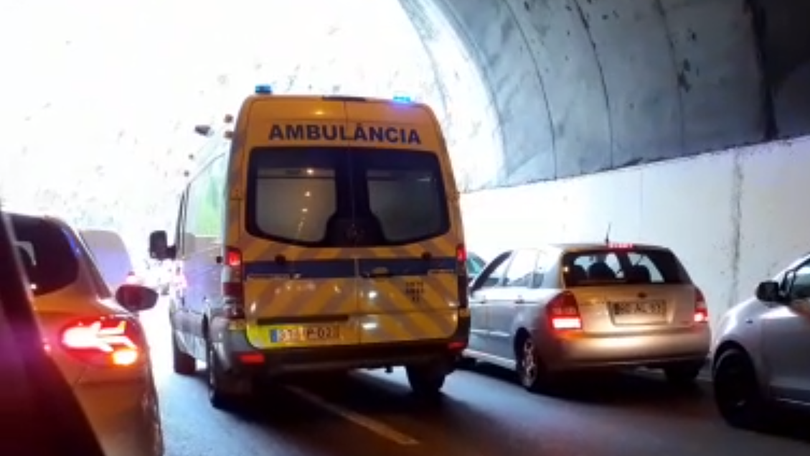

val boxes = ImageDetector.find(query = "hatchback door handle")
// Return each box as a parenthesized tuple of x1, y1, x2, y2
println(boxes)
(515, 297, 525, 304)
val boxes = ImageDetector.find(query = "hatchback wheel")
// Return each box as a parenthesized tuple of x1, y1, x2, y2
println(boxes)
(713, 348, 767, 429)
(516, 336, 553, 391)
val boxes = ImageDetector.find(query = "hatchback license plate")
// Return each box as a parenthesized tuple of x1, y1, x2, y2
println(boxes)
(270, 324, 341, 343)
(612, 300, 666, 316)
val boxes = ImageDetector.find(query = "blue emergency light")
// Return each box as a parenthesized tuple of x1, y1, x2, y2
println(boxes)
(255, 84, 273, 94)
(392, 94, 412, 103)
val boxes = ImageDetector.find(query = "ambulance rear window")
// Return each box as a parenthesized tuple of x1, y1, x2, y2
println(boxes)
(246, 147, 450, 247)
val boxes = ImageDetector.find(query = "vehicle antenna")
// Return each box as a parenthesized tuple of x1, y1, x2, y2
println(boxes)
(604, 223, 612, 245)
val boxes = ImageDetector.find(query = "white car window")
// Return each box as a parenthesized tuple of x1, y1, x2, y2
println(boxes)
(789, 264, 810, 300)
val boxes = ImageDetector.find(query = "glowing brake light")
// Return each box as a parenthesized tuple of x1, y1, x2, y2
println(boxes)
(548, 292, 582, 330)
(60, 316, 145, 367)
(456, 244, 467, 264)
(693, 287, 708, 323)
(608, 243, 635, 249)
(226, 248, 242, 267)
(222, 246, 245, 318)
(455, 244, 469, 309)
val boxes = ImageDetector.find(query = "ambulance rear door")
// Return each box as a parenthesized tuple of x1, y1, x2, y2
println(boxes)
(238, 97, 362, 350)
(344, 101, 462, 345)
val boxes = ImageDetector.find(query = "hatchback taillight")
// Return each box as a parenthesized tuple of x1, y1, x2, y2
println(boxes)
(693, 287, 708, 323)
(547, 291, 582, 330)
(59, 315, 146, 367)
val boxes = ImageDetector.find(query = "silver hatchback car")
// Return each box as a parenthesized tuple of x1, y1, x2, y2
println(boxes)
(711, 252, 810, 429)
(463, 243, 711, 391)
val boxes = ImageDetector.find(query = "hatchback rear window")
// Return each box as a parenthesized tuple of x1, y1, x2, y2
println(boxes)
(10, 215, 78, 296)
(562, 247, 691, 287)
(246, 147, 450, 247)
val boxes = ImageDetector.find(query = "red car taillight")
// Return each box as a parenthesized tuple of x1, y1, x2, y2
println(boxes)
(547, 291, 582, 330)
(455, 243, 469, 309)
(222, 246, 245, 318)
(693, 287, 709, 323)
(59, 315, 146, 367)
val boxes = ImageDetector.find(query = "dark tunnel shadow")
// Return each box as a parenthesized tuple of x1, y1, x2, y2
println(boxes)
(466, 362, 810, 444)
(275, 369, 533, 446)
(189, 365, 810, 447)
(755, 410, 810, 444)
(465, 362, 706, 407)
(184, 369, 384, 456)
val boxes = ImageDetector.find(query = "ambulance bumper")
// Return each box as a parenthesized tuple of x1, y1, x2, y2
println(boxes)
(210, 314, 470, 377)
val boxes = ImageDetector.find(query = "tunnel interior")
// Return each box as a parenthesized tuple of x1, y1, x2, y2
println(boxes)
(403, 0, 810, 190)
(3, 0, 810, 221)
(2, 0, 810, 317)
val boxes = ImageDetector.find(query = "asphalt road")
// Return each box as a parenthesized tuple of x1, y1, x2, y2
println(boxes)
(140, 304, 809, 456)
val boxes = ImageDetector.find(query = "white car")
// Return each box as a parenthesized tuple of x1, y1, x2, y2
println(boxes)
(10, 212, 164, 456)
(80, 228, 136, 291)
(711, 252, 810, 429)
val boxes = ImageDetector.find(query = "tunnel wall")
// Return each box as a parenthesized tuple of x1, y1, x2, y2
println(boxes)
(758, 0, 810, 139)
(461, 136, 810, 328)
(398, 0, 810, 328)
(402, 0, 765, 189)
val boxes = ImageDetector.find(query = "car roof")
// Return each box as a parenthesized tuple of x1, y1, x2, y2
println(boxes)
(7, 211, 72, 230)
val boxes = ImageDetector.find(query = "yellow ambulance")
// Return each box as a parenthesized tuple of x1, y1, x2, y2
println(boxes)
(148, 86, 470, 409)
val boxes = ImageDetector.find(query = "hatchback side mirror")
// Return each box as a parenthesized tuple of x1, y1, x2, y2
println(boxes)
(115, 284, 158, 313)
(755, 280, 781, 302)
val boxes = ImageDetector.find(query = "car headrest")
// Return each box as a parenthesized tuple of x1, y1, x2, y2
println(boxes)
(587, 262, 616, 280)
(569, 264, 587, 283)
(628, 265, 652, 283)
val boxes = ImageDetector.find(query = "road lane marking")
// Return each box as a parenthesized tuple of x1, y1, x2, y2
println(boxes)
(285, 386, 419, 446)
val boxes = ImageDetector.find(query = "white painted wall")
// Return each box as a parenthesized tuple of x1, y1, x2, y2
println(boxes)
(461, 136, 810, 329)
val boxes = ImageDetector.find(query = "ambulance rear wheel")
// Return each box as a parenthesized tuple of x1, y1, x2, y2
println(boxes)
(406, 363, 446, 398)
(206, 339, 250, 410)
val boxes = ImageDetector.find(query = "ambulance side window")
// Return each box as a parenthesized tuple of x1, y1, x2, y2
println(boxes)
(184, 156, 226, 253)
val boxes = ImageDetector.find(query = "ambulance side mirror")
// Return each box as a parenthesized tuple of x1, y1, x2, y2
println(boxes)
(149, 231, 174, 261)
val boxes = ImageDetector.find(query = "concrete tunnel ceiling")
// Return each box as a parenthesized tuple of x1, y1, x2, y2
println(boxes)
(404, 0, 810, 186)
(2, 0, 810, 255)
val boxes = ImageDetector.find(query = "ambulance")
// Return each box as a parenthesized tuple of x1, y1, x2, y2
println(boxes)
(148, 86, 470, 408)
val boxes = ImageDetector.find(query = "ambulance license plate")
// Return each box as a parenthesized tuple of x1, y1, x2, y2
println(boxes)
(270, 324, 341, 343)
